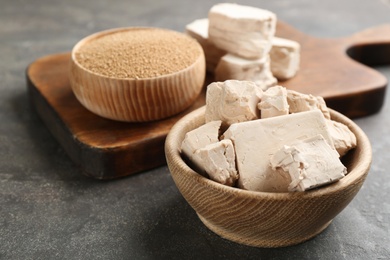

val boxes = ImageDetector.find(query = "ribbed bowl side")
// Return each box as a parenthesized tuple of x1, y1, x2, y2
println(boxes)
(69, 53, 205, 122)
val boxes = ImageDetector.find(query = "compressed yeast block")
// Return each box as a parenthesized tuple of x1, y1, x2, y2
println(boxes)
(223, 110, 334, 192)
(208, 3, 276, 59)
(185, 18, 226, 72)
(258, 85, 289, 118)
(270, 37, 300, 80)
(180, 120, 238, 186)
(181, 120, 222, 170)
(285, 89, 356, 155)
(287, 89, 331, 119)
(270, 134, 347, 192)
(205, 80, 262, 126)
(326, 119, 357, 156)
(214, 54, 277, 90)
(195, 139, 238, 186)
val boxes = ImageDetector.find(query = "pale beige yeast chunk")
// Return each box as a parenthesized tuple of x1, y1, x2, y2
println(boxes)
(287, 89, 331, 119)
(208, 3, 276, 59)
(195, 139, 238, 186)
(270, 37, 300, 80)
(223, 110, 334, 192)
(205, 80, 263, 126)
(326, 119, 357, 156)
(215, 54, 277, 90)
(258, 85, 289, 118)
(270, 134, 346, 192)
(181, 120, 222, 171)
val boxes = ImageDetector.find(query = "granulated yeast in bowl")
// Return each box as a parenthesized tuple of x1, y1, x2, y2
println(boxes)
(69, 27, 206, 122)
(74, 28, 202, 79)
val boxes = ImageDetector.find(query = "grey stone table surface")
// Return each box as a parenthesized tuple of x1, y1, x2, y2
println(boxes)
(1, 0, 389, 259)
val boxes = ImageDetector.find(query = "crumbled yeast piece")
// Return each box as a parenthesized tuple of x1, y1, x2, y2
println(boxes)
(270, 134, 347, 192)
(181, 120, 222, 171)
(223, 110, 334, 192)
(258, 85, 289, 118)
(214, 54, 277, 90)
(195, 139, 238, 186)
(287, 89, 331, 119)
(326, 119, 357, 156)
(205, 80, 263, 126)
(284, 88, 356, 156)
(208, 3, 276, 59)
(270, 37, 301, 80)
(185, 18, 226, 73)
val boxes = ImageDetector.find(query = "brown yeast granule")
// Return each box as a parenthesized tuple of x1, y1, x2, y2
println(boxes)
(75, 28, 202, 79)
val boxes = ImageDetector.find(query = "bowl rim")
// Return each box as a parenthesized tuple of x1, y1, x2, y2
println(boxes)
(165, 106, 372, 200)
(70, 26, 205, 81)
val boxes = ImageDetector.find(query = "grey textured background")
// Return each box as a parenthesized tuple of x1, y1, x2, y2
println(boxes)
(1, 0, 389, 259)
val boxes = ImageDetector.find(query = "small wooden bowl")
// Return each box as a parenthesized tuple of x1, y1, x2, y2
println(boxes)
(165, 106, 372, 247)
(69, 27, 205, 122)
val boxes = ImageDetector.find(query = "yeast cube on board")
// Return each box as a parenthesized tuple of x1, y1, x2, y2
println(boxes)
(208, 3, 276, 59)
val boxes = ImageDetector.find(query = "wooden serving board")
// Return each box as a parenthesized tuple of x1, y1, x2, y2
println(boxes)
(26, 21, 389, 179)
(278, 22, 389, 117)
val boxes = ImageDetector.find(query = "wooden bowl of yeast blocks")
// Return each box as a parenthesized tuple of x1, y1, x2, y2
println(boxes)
(165, 106, 372, 248)
(69, 27, 205, 122)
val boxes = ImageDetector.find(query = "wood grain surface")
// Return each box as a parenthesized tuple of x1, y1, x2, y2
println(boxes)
(26, 21, 388, 179)
(276, 22, 389, 118)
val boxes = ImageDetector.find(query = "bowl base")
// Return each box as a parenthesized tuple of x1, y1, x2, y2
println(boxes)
(197, 213, 332, 248)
